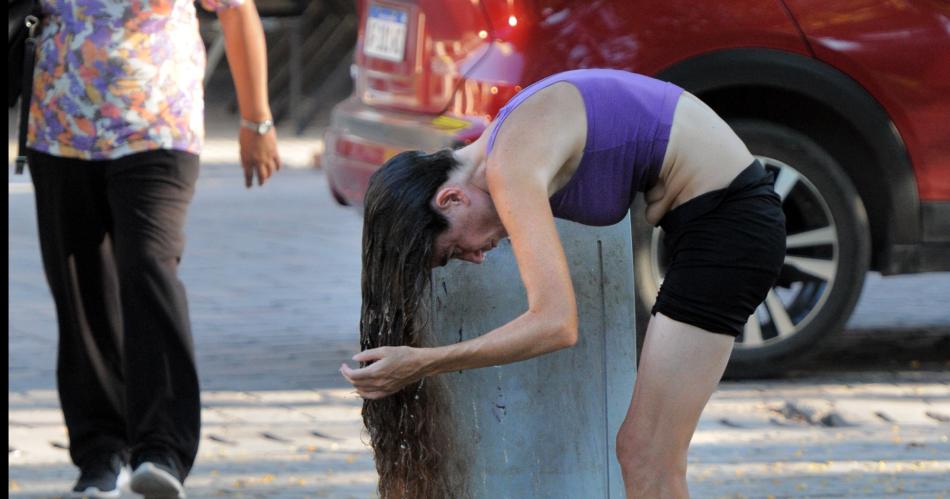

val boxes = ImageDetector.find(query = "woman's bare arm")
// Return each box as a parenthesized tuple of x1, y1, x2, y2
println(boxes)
(217, 1, 281, 187)
(342, 85, 587, 398)
(423, 88, 585, 372)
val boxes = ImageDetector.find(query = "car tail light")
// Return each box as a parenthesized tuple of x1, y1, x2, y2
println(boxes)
(334, 136, 388, 165)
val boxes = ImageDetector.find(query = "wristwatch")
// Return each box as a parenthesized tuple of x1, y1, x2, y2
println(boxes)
(240, 118, 274, 135)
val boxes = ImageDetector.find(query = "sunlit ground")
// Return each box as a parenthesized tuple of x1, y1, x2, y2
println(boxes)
(10, 373, 950, 498)
(9, 389, 376, 498)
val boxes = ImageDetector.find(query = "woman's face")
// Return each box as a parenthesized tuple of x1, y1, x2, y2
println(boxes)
(432, 187, 507, 267)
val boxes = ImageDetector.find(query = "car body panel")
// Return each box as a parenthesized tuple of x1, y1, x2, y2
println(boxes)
(519, 0, 811, 80)
(784, 0, 950, 201)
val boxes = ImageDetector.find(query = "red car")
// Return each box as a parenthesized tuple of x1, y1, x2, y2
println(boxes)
(323, 0, 950, 377)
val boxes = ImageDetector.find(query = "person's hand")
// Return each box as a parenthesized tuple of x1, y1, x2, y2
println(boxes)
(340, 346, 429, 399)
(239, 127, 280, 188)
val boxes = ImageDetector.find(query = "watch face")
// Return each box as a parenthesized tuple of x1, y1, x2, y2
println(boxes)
(243, 120, 273, 135)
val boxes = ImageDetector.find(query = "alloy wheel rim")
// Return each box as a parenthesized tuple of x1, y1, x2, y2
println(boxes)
(647, 156, 840, 349)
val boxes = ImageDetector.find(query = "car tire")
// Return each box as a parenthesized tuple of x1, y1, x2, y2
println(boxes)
(632, 119, 871, 378)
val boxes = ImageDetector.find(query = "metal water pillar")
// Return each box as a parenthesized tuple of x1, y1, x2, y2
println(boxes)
(431, 215, 637, 498)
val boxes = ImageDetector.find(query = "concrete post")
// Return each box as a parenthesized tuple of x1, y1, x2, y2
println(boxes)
(431, 215, 637, 498)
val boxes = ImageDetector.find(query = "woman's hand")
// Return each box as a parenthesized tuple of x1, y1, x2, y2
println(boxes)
(340, 346, 429, 399)
(239, 127, 281, 187)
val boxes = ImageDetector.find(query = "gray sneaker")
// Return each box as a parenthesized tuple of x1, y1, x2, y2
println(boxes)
(130, 455, 185, 499)
(67, 454, 129, 498)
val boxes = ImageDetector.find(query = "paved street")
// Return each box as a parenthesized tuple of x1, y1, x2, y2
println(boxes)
(8, 143, 950, 497)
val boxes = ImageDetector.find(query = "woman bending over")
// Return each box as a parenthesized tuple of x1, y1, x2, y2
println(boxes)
(343, 68, 785, 498)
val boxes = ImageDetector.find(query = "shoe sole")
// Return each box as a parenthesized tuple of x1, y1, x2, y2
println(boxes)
(130, 463, 185, 499)
(66, 488, 120, 499)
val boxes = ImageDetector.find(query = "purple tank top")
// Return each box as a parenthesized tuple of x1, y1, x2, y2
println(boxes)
(487, 69, 683, 226)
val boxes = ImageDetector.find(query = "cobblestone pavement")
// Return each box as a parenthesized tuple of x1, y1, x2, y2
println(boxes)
(9, 152, 950, 497)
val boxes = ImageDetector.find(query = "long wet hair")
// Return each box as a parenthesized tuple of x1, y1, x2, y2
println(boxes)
(360, 149, 465, 498)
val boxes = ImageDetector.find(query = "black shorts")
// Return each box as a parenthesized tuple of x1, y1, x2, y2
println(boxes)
(651, 160, 786, 337)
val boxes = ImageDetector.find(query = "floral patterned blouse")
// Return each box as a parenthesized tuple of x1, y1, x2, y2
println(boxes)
(27, 0, 243, 160)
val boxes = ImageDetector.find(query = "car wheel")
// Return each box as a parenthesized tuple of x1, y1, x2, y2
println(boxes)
(632, 119, 871, 378)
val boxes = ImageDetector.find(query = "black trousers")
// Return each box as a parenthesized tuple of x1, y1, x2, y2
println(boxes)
(27, 149, 201, 479)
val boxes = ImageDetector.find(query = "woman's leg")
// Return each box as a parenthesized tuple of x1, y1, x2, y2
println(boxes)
(28, 151, 128, 469)
(616, 312, 734, 498)
(105, 150, 201, 480)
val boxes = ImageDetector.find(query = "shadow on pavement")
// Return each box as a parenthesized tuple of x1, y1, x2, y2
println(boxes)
(790, 326, 950, 376)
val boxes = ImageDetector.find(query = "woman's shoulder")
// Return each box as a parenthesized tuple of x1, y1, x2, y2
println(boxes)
(486, 83, 587, 187)
(494, 82, 585, 149)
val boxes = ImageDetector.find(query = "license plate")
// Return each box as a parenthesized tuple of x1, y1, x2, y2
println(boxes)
(363, 5, 408, 62)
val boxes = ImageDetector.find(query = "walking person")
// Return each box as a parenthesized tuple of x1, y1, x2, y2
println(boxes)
(342, 68, 786, 498)
(24, 1, 280, 497)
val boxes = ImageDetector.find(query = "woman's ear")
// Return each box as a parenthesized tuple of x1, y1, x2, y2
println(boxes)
(433, 186, 468, 211)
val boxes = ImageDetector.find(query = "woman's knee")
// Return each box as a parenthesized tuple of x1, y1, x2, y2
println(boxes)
(615, 423, 687, 476)
(114, 239, 183, 280)
(615, 423, 649, 469)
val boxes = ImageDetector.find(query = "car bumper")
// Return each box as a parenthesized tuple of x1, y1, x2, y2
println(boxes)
(323, 97, 485, 206)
